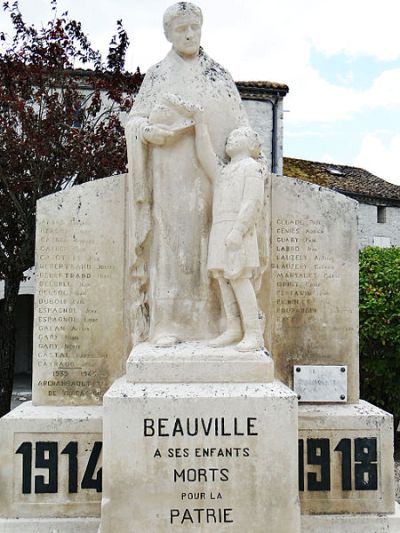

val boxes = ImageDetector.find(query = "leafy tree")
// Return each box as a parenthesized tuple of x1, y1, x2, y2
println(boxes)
(359, 247, 400, 418)
(0, 0, 142, 416)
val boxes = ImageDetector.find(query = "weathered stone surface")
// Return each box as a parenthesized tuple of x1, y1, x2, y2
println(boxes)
(263, 175, 359, 402)
(0, 402, 102, 520)
(301, 502, 400, 532)
(100, 377, 300, 533)
(299, 401, 395, 514)
(126, 342, 274, 383)
(0, 518, 100, 533)
(32, 175, 126, 406)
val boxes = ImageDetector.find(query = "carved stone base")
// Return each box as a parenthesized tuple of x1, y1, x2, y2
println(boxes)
(298, 401, 395, 515)
(126, 341, 274, 383)
(301, 502, 400, 532)
(0, 403, 102, 523)
(100, 376, 300, 532)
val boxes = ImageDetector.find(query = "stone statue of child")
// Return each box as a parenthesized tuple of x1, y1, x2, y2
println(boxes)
(193, 108, 266, 351)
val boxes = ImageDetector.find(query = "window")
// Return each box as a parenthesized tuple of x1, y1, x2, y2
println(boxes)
(377, 206, 386, 224)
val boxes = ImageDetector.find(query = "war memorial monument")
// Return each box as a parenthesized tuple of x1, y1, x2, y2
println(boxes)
(0, 3, 399, 531)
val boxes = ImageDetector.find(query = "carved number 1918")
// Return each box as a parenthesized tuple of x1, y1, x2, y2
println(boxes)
(298, 437, 378, 492)
(16, 441, 102, 494)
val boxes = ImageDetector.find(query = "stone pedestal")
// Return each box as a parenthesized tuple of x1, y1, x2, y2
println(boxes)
(0, 403, 102, 531)
(298, 402, 400, 531)
(127, 342, 274, 383)
(100, 366, 300, 533)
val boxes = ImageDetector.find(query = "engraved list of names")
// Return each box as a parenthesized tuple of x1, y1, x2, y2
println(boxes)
(269, 176, 359, 401)
(32, 176, 126, 406)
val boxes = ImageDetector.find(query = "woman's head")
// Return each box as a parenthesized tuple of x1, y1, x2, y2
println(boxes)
(163, 3, 203, 57)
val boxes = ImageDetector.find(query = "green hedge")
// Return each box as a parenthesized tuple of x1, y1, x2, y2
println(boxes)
(359, 246, 400, 416)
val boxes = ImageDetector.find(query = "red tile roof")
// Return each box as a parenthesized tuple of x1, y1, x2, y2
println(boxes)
(283, 157, 400, 206)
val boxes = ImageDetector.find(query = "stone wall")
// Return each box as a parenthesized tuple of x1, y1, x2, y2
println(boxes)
(358, 203, 400, 248)
(243, 100, 273, 168)
(242, 97, 284, 175)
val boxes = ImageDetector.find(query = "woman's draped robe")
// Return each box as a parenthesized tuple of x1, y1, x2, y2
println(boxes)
(125, 49, 249, 345)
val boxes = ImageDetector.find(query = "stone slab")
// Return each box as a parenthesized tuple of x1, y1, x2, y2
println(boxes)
(301, 502, 400, 532)
(0, 517, 100, 533)
(100, 377, 300, 532)
(126, 342, 274, 383)
(0, 403, 102, 520)
(298, 401, 395, 514)
(32, 174, 126, 406)
(263, 175, 359, 402)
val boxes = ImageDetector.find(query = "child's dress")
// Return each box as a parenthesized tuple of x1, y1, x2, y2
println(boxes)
(207, 157, 264, 279)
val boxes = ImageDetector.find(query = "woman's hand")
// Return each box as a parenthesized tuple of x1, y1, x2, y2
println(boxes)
(143, 124, 174, 145)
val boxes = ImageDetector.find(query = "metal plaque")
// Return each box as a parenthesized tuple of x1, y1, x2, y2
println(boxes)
(293, 365, 348, 402)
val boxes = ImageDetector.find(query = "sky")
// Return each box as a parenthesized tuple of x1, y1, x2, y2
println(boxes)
(1, 0, 400, 185)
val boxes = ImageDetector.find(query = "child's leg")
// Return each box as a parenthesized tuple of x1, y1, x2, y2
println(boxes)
(230, 278, 264, 351)
(209, 278, 242, 347)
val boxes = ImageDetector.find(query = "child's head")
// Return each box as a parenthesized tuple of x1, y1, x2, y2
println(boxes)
(226, 127, 261, 159)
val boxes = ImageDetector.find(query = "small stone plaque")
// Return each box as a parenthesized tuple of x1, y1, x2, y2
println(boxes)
(293, 365, 347, 402)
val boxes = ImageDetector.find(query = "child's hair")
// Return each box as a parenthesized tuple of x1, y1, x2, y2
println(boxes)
(227, 127, 261, 158)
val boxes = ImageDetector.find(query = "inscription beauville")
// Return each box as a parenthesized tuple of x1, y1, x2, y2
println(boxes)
(144, 416, 258, 525)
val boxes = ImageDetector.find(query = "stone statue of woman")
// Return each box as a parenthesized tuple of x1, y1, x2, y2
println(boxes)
(125, 2, 250, 347)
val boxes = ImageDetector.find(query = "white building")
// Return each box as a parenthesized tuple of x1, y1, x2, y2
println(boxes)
(283, 157, 400, 249)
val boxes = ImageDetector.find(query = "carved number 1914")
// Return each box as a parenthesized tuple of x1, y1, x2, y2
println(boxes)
(16, 441, 102, 494)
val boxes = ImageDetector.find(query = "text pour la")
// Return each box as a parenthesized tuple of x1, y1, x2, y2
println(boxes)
(144, 417, 258, 437)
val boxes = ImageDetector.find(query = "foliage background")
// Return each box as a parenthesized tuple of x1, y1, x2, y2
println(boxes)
(359, 246, 400, 422)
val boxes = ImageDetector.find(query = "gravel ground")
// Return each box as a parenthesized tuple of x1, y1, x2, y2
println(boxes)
(395, 455, 400, 503)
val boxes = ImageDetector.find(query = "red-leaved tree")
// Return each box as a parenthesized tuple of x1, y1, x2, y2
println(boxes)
(0, 0, 142, 416)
